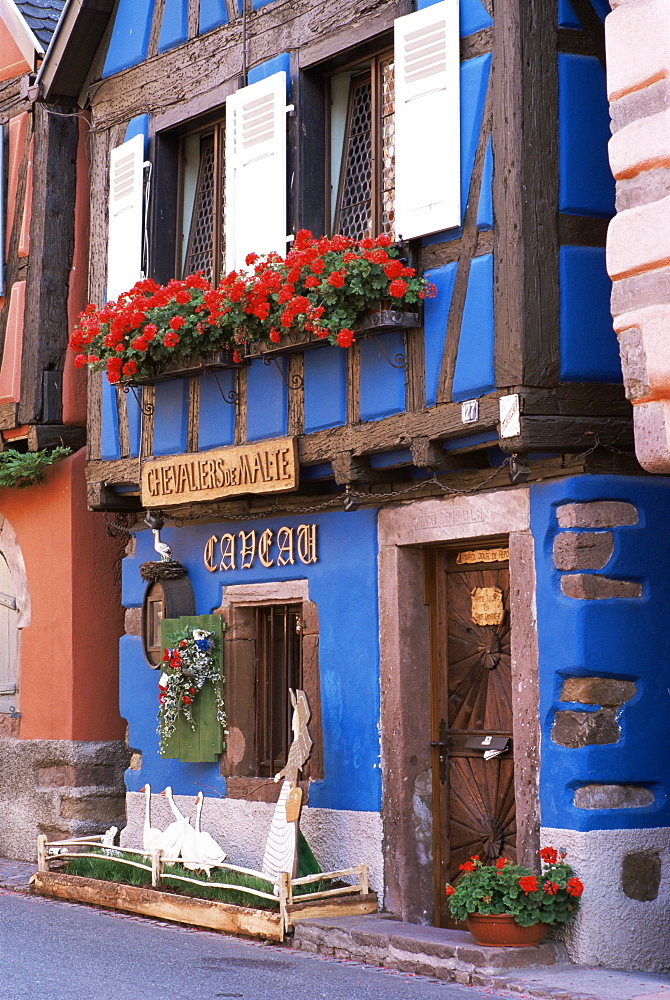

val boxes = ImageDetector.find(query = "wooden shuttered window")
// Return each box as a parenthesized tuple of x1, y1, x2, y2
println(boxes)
(107, 133, 145, 300)
(394, 0, 460, 239)
(160, 614, 225, 763)
(225, 72, 288, 272)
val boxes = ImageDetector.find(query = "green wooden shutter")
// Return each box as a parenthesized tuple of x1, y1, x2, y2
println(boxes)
(160, 614, 225, 762)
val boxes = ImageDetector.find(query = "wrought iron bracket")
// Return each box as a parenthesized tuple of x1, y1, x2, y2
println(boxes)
(263, 355, 304, 389)
(364, 332, 407, 370)
(123, 385, 154, 416)
(208, 370, 239, 405)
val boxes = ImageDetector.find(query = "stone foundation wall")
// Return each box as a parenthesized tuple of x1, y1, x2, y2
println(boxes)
(541, 825, 670, 973)
(0, 739, 130, 861)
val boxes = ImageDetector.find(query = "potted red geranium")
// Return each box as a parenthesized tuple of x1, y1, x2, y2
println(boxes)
(444, 847, 584, 947)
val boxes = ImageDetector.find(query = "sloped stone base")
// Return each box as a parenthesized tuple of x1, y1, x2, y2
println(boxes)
(0, 738, 129, 861)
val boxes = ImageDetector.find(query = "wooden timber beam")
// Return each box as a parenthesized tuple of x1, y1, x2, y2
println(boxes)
(19, 104, 78, 424)
(492, 0, 560, 388)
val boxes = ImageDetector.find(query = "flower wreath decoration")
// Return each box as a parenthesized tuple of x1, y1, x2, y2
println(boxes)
(157, 625, 227, 755)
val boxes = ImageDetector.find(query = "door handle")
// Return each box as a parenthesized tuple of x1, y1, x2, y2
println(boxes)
(430, 740, 448, 748)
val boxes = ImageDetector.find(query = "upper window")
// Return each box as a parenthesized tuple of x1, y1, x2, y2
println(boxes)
(180, 120, 226, 284)
(330, 51, 395, 241)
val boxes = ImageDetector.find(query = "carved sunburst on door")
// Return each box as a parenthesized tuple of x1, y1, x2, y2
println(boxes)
(446, 570, 512, 732)
(449, 757, 517, 878)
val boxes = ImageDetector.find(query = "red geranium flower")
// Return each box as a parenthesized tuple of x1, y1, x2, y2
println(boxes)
(388, 278, 408, 298)
(384, 259, 405, 279)
(459, 860, 476, 873)
(519, 876, 538, 894)
(543, 881, 559, 895)
(566, 877, 583, 898)
(327, 269, 345, 288)
(164, 331, 180, 347)
(182, 695, 192, 705)
(169, 315, 185, 330)
(539, 847, 558, 864)
(445, 884, 455, 896)
(336, 328, 355, 348)
(496, 857, 510, 869)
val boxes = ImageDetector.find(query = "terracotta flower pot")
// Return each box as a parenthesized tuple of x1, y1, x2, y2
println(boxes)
(465, 913, 549, 947)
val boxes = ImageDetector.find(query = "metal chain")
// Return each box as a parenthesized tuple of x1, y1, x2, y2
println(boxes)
(103, 434, 624, 534)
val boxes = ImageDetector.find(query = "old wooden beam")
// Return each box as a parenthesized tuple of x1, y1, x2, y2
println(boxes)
(27, 424, 86, 452)
(492, 0, 560, 388)
(559, 214, 610, 248)
(19, 104, 78, 424)
(331, 451, 373, 486)
(499, 415, 634, 453)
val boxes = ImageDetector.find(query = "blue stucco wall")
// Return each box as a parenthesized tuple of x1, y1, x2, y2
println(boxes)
(558, 54, 615, 218)
(559, 247, 622, 382)
(121, 510, 382, 812)
(158, 0, 188, 52)
(359, 333, 406, 421)
(246, 359, 289, 441)
(102, 0, 153, 76)
(304, 347, 347, 433)
(532, 476, 670, 833)
(199, 0, 228, 33)
(451, 253, 495, 402)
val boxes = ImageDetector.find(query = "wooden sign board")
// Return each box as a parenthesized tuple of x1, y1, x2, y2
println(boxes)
(142, 438, 298, 508)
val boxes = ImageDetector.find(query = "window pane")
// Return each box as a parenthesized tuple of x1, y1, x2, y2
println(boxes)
(255, 604, 302, 776)
(380, 56, 395, 238)
(184, 135, 216, 281)
(335, 76, 373, 240)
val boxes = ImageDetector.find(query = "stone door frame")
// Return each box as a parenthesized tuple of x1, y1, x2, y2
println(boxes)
(377, 487, 541, 923)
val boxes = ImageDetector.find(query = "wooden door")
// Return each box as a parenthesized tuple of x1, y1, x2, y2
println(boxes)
(428, 544, 516, 926)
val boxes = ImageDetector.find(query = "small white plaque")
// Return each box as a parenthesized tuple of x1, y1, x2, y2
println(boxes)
(499, 394, 521, 438)
(461, 399, 479, 424)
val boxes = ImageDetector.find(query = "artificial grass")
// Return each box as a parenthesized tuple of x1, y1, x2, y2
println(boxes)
(63, 835, 328, 911)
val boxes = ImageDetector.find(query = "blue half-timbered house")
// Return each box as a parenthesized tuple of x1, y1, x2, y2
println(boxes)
(37, 0, 670, 972)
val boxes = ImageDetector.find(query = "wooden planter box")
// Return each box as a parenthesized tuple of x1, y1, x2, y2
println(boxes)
(125, 349, 240, 386)
(33, 870, 378, 942)
(244, 307, 422, 360)
(33, 869, 285, 940)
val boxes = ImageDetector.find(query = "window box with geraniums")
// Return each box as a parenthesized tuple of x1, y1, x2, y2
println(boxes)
(68, 231, 436, 386)
(444, 848, 584, 947)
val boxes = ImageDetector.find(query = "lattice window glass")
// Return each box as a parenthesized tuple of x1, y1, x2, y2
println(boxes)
(182, 122, 225, 283)
(335, 76, 372, 241)
(331, 53, 395, 240)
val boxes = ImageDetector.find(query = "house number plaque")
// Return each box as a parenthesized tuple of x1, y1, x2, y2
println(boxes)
(141, 437, 298, 507)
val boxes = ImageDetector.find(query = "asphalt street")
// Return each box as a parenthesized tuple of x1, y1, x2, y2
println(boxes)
(0, 888, 515, 1000)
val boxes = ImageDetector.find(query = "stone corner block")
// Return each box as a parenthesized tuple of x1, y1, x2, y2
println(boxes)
(573, 784, 654, 809)
(632, 399, 670, 471)
(560, 574, 642, 600)
(606, 0, 670, 102)
(552, 532, 614, 571)
(607, 194, 670, 281)
(556, 502, 638, 529)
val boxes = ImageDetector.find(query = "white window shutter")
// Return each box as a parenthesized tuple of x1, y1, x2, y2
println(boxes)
(394, 0, 460, 240)
(226, 72, 287, 273)
(107, 133, 144, 301)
